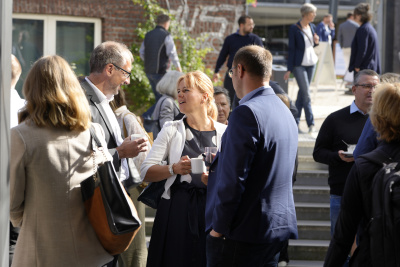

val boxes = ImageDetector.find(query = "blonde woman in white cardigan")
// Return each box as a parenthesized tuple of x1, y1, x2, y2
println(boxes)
(140, 71, 227, 267)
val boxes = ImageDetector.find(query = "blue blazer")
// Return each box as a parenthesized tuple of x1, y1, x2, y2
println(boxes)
(316, 21, 335, 42)
(287, 21, 318, 72)
(349, 22, 380, 73)
(205, 86, 298, 244)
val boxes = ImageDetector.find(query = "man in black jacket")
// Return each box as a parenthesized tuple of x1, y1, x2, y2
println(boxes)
(313, 69, 379, 238)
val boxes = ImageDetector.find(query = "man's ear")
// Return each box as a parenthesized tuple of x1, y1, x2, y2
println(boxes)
(238, 64, 245, 79)
(105, 64, 113, 76)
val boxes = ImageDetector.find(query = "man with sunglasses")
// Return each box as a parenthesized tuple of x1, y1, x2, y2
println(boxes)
(313, 69, 379, 258)
(80, 42, 148, 267)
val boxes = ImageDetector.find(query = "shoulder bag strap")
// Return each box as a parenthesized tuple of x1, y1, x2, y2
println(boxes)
(296, 24, 313, 45)
(89, 125, 103, 149)
(153, 96, 169, 121)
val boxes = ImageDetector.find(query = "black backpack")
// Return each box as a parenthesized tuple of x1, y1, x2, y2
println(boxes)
(360, 150, 400, 267)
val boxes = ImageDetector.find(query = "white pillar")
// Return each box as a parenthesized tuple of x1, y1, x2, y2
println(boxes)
(0, 0, 12, 265)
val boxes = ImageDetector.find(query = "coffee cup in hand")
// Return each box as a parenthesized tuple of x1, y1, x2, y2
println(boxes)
(191, 158, 206, 174)
(131, 134, 146, 141)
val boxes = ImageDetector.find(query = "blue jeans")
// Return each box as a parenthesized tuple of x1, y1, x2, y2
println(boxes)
(206, 234, 281, 267)
(142, 73, 164, 119)
(330, 194, 341, 237)
(292, 65, 315, 127)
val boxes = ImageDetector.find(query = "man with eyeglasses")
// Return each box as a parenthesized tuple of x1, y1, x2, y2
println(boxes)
(206, 45, 298, 267)
(213, 15, 263, 109)
(313, 69, 379, 260)
(80, 41, 149, 267)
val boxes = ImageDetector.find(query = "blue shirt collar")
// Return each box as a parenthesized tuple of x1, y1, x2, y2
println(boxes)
(238, 86, 269, 105)
(350, 100, 367, 115)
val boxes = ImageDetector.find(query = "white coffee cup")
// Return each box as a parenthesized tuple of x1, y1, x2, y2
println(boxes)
(131, 134, 146, 140)
(191, 158, 206, 174)
(347, 144, 357, 153)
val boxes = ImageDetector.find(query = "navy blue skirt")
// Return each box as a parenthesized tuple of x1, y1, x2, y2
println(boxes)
(147, 181, 207, 267)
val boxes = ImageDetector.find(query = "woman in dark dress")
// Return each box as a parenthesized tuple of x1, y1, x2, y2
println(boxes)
(140, 71, 227, 267)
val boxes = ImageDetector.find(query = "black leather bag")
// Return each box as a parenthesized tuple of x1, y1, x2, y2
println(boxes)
(80, 126, 142, 255)
(137, 180, 167, 209)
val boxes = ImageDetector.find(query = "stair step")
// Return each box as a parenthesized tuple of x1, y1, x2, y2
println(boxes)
(298, 156, 328, 171)
(295, 170, 328, 187)
(295, 202, 330, 221)
(297, 220, 331, 240)
(287, 260, 324, 267)
(293, 185, 330, 203)
(288, 239, 329, 261)
(298, 140, 315, 156)
(145, 217, 154, 236)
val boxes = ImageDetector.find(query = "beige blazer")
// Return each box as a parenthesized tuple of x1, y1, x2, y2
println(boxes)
(10, 122, 113, 267)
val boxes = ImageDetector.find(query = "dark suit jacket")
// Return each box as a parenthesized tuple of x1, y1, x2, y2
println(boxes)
(80, 80, 121, 172)
(287, 21, 318, 72)
(205, 86, 298, 244)
(349, 22, 380, 74)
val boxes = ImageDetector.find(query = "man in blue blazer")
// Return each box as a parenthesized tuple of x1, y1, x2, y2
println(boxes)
(316, 14, 335, 43)
(205, 45, 298, 267)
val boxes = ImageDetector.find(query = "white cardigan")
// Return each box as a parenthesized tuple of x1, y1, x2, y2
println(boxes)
(140, 116, 227, 199)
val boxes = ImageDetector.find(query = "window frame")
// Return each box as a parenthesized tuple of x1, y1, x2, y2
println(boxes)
(12, 13, 102, 56)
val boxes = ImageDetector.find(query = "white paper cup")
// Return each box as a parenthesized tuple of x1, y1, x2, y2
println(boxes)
(131, 134, 146, 140)
(347, 144, 356, 153)
(191, 158, 206, 174)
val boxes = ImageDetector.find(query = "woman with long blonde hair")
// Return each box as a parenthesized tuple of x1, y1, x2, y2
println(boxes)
(140, 71, 227, 267)
(10, 55, 113, 267)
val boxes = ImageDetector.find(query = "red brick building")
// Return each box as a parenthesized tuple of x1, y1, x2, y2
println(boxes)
(12, 0, 246, 81)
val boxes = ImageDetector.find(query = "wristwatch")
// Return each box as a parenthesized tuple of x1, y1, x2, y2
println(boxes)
(168, 164, 175, 175)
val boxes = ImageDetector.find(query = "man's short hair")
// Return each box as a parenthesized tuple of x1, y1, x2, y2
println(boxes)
(347, 12, 353, 19)
(323, 14, 333, 19)
(238, 15, 252, 26)
(11, 54, 22, 83)
(233, 45, 272, 80)
(354, 69, 379, 85)
(89, 41, 133, 74)
(156, 14, 170, 25)
(214, 86, 231, 106)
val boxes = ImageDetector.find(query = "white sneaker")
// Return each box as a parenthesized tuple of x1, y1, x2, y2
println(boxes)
(278, 261, 288, 267)
(308, 125, 315, 133)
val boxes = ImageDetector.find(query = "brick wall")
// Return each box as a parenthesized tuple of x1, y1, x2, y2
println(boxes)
(13, 0, 246, 70)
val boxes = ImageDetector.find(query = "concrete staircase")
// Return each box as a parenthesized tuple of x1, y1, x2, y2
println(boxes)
(285, 138, 330, 267)
(143, 137, 331, 267)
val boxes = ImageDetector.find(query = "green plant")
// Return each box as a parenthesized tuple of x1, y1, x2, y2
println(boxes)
(125, 0, 211, 115)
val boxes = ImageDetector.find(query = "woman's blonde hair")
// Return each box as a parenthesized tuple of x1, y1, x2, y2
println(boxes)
(370, 83, 400, 142)
(177, 71, 217, 120)
(19, 55, 91, 131)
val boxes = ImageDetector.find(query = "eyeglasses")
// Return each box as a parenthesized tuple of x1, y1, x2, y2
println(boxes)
(112, 63, 131, 79)
(355, 84, 377, 90)
(228, 65, 238, 78)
